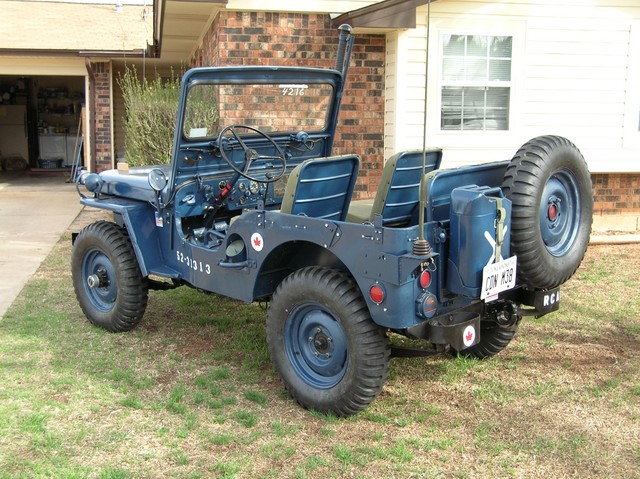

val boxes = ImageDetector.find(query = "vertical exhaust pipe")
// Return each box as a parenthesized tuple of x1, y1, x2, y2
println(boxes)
(335, 24, 354, 77)
(325, 24, 354, 156)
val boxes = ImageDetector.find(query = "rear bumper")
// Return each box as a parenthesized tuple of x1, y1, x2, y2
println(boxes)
(405, 311, 481, 351)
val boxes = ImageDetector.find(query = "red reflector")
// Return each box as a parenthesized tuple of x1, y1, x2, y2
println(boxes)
(419, 270, 432, 289)
(369, 284, 385, 304)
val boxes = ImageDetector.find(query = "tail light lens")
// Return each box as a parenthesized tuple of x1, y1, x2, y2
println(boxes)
(419, 269, 432, 289)
(369, 284, 385, 304)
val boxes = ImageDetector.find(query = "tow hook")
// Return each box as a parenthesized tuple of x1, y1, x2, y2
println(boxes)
(495, 300, 519, 328)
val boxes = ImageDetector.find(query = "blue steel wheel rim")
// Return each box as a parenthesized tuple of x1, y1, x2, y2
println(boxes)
(284, 303, 348, 389)
(538, 168, 581, 257)
(82, 248, 117, 312)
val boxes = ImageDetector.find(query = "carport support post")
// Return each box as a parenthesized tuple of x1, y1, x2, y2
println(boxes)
(84, 58, 97, 173)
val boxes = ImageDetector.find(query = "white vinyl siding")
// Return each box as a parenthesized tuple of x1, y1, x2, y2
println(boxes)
(388, 1, 640, 172)
(624, 21, 640, 148)
(384, 25, 430, 159)
(384, 31, 398, 161)
(523, 18, 630, 150)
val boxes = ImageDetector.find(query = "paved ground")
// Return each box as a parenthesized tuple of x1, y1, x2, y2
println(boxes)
(0, 171, 82, 318)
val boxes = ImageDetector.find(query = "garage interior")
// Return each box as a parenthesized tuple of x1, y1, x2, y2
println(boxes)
(0, 75, 85, 174)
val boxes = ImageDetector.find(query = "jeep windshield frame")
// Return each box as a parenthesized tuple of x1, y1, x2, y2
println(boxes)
(167, 66, 346, 202)
(182, 80, 333, 140)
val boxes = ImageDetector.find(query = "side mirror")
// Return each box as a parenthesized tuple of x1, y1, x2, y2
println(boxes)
(148, 168, 168, 192)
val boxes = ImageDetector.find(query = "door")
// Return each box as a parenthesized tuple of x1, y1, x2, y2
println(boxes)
(0, 105, 28, 160)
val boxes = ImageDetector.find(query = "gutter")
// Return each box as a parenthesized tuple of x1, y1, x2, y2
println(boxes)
(0, 48, 150, 58)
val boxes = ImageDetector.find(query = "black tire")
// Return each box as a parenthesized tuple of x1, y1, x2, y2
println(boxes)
(452, 321, 518, 359)
(72, 221, 148, 332)
(502, 135, 593, 289)
(267, 267, 389, 416)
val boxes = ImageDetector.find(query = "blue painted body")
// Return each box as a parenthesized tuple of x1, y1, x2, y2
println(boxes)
(79, 64, 514, 336)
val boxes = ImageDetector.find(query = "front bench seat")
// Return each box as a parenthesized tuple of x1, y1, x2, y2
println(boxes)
(346, 149, 442, 227)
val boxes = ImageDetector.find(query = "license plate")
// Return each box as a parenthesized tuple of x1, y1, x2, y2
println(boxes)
(481, 255, 517, 302)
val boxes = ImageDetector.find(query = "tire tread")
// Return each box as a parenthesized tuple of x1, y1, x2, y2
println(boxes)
(267, 266, 389, 416)
(72, 221, 148, 332)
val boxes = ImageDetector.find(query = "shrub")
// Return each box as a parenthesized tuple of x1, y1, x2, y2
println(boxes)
(119, 66, 180, 166)
(119, 67, 219, 167)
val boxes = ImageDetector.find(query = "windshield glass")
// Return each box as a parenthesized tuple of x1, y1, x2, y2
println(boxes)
(183, 82, 334, 139)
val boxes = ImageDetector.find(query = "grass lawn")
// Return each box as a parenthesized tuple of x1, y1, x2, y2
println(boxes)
(0, 216, 638, 478)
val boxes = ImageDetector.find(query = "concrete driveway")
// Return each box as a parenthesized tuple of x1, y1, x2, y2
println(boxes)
(0, 171, 82, 318)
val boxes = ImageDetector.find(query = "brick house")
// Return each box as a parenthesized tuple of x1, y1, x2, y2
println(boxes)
(1, 0, 638, 231)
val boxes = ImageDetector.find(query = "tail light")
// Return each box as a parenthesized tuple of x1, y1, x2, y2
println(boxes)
(418, 269, 432, 289)
(369, 284, 385, 304)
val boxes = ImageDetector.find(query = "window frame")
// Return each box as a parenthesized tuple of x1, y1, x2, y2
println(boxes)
(428, 24, 524, 147)
(440, 34, 513, 131)
(440, 34, 513, 132)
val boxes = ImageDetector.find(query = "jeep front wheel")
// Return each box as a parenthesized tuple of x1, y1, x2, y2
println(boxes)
(72, 221, 148, 332)
(267, 267, 389, 416)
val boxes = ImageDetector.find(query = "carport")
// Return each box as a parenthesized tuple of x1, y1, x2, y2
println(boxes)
(0, 0, 155, 174)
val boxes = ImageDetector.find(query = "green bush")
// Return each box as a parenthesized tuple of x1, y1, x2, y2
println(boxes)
(118, 67, 183, 167)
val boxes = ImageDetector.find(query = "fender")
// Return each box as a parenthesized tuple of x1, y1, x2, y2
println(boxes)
(80, 197, 179, 279)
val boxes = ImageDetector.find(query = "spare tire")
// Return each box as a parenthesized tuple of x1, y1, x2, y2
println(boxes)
(502, 135, 593, 289)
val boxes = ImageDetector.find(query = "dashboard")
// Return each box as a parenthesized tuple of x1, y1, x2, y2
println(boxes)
(173, 175, 282, 219)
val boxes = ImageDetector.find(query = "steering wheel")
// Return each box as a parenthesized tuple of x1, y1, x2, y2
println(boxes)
(217, 125, 287, 183)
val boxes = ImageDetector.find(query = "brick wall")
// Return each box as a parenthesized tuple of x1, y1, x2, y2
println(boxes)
(592, 173, 640, 232)
(192, 11, 385, 199)
(91, 61, 112, 172)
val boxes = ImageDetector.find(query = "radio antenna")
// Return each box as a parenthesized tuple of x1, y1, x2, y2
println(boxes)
(413, 0, 432, 256)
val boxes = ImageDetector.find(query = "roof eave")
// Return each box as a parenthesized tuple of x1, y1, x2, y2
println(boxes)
(332, 0, 433, 31)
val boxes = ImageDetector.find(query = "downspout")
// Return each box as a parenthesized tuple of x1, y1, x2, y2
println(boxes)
(84, 58, 97, 173)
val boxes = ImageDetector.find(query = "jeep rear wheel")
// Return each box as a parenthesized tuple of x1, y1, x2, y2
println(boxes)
(502, 136, 593, 289)
(72, 221, 148, 332)
(267, 267, 389, 416)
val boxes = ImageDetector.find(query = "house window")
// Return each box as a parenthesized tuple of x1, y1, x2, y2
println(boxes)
(441, 35, 512, 131)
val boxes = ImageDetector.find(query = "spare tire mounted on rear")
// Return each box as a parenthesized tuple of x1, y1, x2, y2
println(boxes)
(502, 135, 593, 290)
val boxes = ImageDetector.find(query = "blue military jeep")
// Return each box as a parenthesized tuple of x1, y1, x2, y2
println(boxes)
(72, 26, 592, 416)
